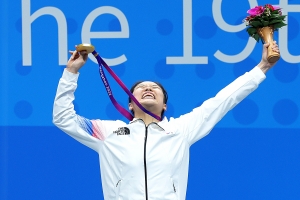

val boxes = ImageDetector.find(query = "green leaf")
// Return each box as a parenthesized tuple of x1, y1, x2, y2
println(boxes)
(250, 21, 263, 28)
(254, 33, 260, 42)
(273, 22, 287, 29)
(269, 19, 283, 24)
(247, 27, 256, 35)
(253, 16, 261, 21)
(277, 15, 287, 20)
(262, 20, 269, 26)
(246, 29, 251, 37)
(269, 14, 280, 19)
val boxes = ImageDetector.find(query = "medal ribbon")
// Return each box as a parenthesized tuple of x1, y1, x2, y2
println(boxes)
(92, 50, 162, 121)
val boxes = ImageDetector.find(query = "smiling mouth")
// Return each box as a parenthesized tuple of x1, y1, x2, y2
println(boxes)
(142, 93, 155, 99)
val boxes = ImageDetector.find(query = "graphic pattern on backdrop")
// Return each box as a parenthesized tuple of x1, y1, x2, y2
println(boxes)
(1, 0, 300, 199)
(1, 0, 299, 128)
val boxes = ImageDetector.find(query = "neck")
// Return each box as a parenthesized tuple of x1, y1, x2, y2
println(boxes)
(133, 111, 161, 126)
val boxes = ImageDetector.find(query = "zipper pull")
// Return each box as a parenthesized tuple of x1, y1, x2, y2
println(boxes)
(116, 180, 121, 187)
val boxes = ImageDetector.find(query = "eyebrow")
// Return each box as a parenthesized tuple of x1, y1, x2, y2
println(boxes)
(135, 84, 161, 89)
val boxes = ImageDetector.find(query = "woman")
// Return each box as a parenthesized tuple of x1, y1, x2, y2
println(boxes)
(53, 42, 279, 200)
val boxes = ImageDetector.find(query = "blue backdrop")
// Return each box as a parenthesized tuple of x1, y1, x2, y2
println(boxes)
(1, 0, 300, 199)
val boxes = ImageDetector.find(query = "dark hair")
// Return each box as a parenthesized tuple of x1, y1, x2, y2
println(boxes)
(129, 81, 168, 117)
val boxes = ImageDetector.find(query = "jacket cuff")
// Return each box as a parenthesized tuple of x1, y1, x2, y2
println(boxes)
(62, 68, 79, 83)
(250, 66, 266, 84)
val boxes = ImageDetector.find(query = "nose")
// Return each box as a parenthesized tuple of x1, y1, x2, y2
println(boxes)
(144, 85, 152, 91)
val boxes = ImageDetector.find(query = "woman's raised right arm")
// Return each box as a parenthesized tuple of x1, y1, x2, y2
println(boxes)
(53, 49, 105, 152)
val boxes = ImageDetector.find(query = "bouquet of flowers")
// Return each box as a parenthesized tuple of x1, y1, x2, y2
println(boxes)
(243, 4, 287, 42)
(243, 4, 287, 62)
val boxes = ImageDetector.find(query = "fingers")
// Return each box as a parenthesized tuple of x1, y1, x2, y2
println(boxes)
(68, 45, 89, 63)
(76, 44, 88, 61)
(264, 43, 270, 48)
(263, 41, 279, 53)
(69, 50, 77, 60)
(79, 50, 88, 56)
(271, 41, 279, 53)
(262, 43, 269, 57)
(68, 50, 78, 62)
(81, 52, 89, 62)
(68, 49, 88, 60)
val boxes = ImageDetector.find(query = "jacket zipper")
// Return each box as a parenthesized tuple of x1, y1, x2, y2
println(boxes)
(131, 120, 164, 200)
(144, 126, 149, 200)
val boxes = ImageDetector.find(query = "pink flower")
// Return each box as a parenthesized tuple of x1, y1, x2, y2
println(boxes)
(266, 4, 275, 11)
(247, 6, 264, 16)
(273, 6, 281, 10)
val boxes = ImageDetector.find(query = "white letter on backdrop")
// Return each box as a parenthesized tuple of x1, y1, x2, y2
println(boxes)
(166, 0, 208, 65)
(22, 0, 67, 66)
(278, 0, 300, 63)
(212, 0, 258, 63)
(82, 6, 129, 66)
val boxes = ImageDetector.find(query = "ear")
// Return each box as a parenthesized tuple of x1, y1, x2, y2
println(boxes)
(128, 103, 133, 111)
(163, 104, 167, 111)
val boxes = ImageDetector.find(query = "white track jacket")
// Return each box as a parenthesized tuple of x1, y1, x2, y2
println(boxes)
(53, 67, 265, 200)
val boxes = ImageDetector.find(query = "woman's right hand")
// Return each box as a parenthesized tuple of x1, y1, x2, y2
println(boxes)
(66, 46, 88, 74)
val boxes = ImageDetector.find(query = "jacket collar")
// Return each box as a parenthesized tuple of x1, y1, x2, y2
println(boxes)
(129, 117, 168, 130)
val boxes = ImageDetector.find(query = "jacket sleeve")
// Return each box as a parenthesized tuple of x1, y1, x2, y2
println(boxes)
(53, 69, 106, 152)
(170, 66, 266, 146)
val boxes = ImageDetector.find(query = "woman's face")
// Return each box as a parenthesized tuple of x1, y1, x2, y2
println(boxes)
(129, 81, 166, 115)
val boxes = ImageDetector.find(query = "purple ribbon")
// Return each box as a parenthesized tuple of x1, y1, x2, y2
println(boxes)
(92, 50, 162, 121)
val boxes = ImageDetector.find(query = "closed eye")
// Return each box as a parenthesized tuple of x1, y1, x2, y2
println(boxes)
(135, 84, 161, 90)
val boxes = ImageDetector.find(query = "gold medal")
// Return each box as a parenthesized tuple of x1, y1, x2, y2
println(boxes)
(76, 44, 95, 54)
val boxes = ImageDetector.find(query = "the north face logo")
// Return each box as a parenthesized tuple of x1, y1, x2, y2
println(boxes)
(113, 127, 130, 135)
